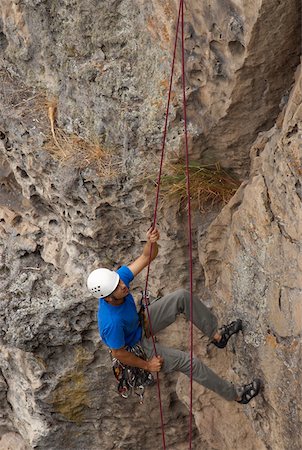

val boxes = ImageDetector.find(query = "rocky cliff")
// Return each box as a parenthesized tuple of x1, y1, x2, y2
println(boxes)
(0, 1, 301, 449)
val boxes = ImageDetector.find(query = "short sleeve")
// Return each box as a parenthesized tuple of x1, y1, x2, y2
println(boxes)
(116, 266, 134, 288)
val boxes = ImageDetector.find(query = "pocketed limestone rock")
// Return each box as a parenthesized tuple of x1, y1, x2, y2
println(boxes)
(0, 0, 301, 449)
(199, 65, 302, 450)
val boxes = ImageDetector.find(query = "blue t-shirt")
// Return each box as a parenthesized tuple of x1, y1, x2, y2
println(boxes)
(97, 266, 142, 349)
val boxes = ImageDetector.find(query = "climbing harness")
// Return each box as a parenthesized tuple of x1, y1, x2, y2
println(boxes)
(110, 292, 154, 403)
(142, 0, 195, 449)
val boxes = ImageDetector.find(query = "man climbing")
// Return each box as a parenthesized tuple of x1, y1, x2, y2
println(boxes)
(87, 227, 261, 404)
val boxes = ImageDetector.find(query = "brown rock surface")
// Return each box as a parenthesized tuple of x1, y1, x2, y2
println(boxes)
(0, 0, 301, 449)
(200, 64, 302, 450)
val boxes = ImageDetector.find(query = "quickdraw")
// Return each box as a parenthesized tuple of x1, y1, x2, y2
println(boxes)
(138, 290, 152, 338)
(111, 343, 154, 403)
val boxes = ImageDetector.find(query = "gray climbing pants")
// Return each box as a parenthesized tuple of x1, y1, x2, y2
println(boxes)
(140, 289, 237, 401)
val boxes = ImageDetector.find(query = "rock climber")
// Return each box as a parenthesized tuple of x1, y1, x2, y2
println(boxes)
(87, 227, 261, 403)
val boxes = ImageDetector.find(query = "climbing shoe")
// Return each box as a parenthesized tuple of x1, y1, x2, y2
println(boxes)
(237, 379, 262, 404)
(213, 319, 243, 348)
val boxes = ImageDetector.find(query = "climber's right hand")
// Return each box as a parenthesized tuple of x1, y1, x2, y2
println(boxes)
(146, 355, 164, 372)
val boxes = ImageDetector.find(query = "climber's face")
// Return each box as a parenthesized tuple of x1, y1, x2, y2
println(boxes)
(113, 279, 129, 298)
(105, 279, 129, 305)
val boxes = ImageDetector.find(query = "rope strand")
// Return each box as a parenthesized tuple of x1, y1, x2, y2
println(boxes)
(143, 2, 183, 449)
(143, 2, 194, 448)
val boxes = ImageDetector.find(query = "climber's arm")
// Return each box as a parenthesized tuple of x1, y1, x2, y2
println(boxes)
(111, 347, 163, 372)
(128, 228, 160, 276)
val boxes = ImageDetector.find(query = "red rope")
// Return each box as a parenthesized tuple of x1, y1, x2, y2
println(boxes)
(143, 1, 194, 448)
(143, 2, 183, 449)
(180, 1, 194, 448)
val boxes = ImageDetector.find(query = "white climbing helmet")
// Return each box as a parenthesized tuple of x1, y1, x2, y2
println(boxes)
(87, 268, 119, 298)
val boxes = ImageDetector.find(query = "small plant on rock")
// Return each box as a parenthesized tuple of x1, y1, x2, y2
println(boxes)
(45, 99, 118, 178)
(155, 160, 241, 211)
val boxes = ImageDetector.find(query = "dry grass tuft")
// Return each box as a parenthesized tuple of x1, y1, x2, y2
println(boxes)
(0, 66, 43, 114)
(0, 66, 118, 178)
(154, 160, 241, 211)
(44, 99, 118, 178)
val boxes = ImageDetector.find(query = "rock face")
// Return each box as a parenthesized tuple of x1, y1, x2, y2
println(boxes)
(199, 65, 302, 450)
(0, 0, 301, 449)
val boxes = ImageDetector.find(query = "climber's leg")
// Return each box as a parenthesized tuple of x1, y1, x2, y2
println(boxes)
(148, 288, 218, 338)
(141, 336, 237, 401)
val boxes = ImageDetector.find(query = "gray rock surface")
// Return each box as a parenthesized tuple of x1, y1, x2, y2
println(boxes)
(0, 0, 301, 449)
(200, 65, 302, 450)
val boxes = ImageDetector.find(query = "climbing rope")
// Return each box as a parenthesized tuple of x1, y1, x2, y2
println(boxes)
(143, 1, 194, 449)
(142, 3, 182, 448)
